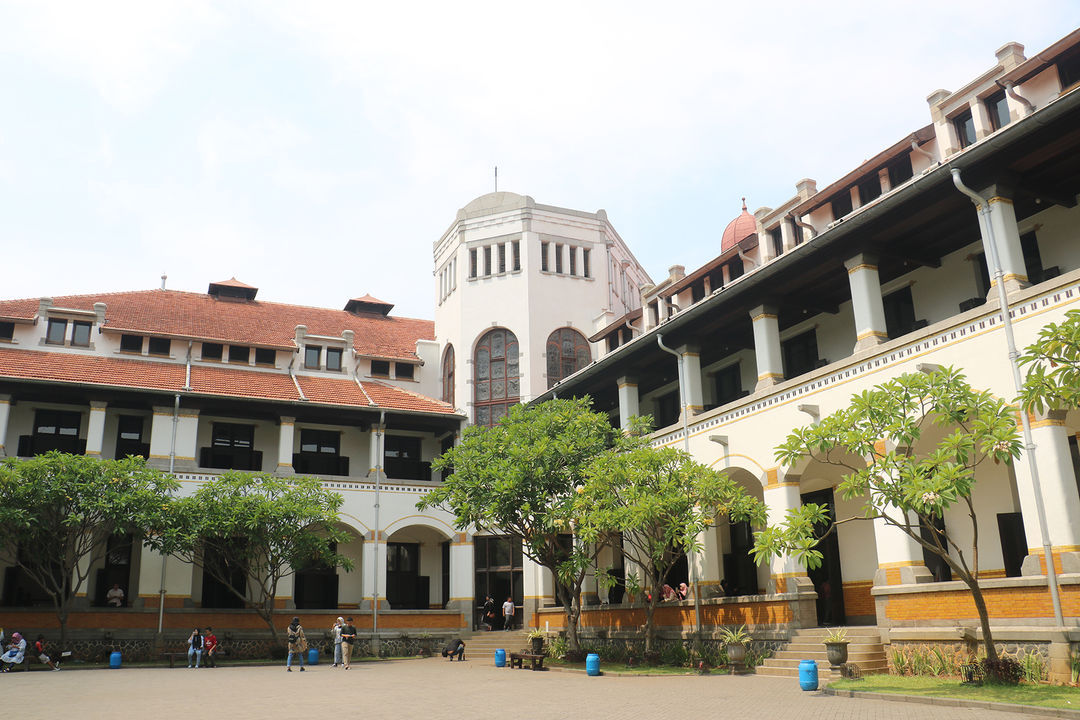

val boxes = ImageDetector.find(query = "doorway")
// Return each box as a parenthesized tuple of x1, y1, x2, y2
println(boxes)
(801, 488, 846, 625)
(386, 542, 428, 609)
(473, 536, 522, 630)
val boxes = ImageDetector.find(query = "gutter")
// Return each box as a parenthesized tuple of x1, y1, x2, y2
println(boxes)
(532, 86, 1080, 404)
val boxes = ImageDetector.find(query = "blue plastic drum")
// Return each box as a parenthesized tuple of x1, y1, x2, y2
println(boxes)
(585, 653, 600, 676)
(798, 659, 818, 691)
(109, 650, 122, 669)
(308, 647, 319, 666)
(495, 648, 506, 667)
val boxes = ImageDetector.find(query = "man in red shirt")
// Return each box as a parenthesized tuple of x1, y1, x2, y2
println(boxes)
(203, 627, 219, 668)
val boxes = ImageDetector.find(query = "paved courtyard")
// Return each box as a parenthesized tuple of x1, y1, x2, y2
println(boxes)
(4, 657, 1037, 720)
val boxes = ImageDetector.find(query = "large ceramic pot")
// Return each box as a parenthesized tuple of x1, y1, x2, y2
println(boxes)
(825, 641, 849, 668)
(530, 636, 544, 654)
(726, 643, 747, 666)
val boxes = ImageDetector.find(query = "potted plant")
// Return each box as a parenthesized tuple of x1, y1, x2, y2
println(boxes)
(823, 627, 849, 669)
(527, 629, 546, 655)
(720, 625, 751, 669)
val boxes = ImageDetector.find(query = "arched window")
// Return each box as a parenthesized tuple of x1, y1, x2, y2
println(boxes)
(441, 345, 455, 406)
(474, 329, 519, 427)
(546, 327, 590, 388)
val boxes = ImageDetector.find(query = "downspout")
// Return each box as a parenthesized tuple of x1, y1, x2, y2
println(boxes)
(1002, 80, 1035, 116)
(372, 410, 385, 644)
(656, 334, 703, 640)
(737, 248, 758, 269)
(159, 390, 180, 636)
(788, 215, 817, 240)
(288, 349, 308, 401)
(912, 140, 937, 166)
(950, 167, 1064, 628)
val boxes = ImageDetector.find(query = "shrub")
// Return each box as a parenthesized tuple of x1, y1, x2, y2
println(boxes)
(547, 637, 568, 660)
(660, 642, 689, 667)
(1019, 650, 1045, 683)
(981, 657, 1022, 685)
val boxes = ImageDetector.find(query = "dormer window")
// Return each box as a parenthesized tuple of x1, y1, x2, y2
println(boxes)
(305, 345, 321, 369)
(148, 337, 171, 356)
(46, 318, 67, 345)
(395, 362, 414, 380)
(0, 322, 13, 341)
(229, 345, 250, 364)
(371, 360, 390, 377)
(255, 348, 276, 366)
(326, 348, 343, 372)
(831, 192, 853, 222)
(71, 321, 92, 347)
(120, 334, 143, 353)
(985, 91, 1010, 131)
(202, 342, 223, 361)
(953, 109, 976, 149)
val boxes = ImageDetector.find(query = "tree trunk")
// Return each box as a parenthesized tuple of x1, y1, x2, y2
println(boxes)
(643, 597, 658, 654)
(57, 605, 70, 650)
(962, 575, 998, 662)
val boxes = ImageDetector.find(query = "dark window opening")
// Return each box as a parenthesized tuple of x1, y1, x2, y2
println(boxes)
(469, 248, 478, 278)
(858, 176, 882, 205)
(1058, 49, 1080, 90)
(0, 322, 13, 341)
(305, 345, 322, 369)
(442, 345, 455, 406)
(707, 267, 724, 293)
(714, 363, 744, 406)
(790, 218, 805, 245)
(385, 435, 429, 481)
(691, 281, 705, 304)
(569, 247, 577, 276)
(653, 390, 679, 429)
(554, 244, 564, 274)
(326, 348, 342, 372)
(148, 337, 171, 356)
(582, 248, 590, 277)
(782, 329, 820, 379)
(21, 409, 84, 456)
(954, 109, 976, 149)
(887, 155, 914, 187)
(607, 335, 619, 353)
(975, 252, 992, 297)
(228, 345, 250, 363)
(727, 257, 744, 281)
(201, 423, 260, 471)
(883, 286, 919, 339)
(512, 240, 521, 271)
(831, 191, 853, 221)
(541, 242, 549, 272)
(46, 318, 67, 345)
(997, 512, 1028, 578)
(919, 515, 952, 582)
(497, 243, 506, 274)
(483, 246, 491, 276)
(114, 415, 149, 460)
(1070, 435, 1080, 501)
(294, 429, 347, 476)
(986, 91, 1010, 131)
(201, 342, 222, 360)
(255, 348, 276, 366)
(769, 227, 783, 256)
(396, 362, 414, 380)
(371, 360, 390, 376)
(473, 536, 523, 630)
(72, 321, 92, 347)
(1021, 231, 1048, 283)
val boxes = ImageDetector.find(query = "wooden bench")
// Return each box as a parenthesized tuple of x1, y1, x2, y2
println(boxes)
(161, 651, 189, 668)
(509, 652, 545, 671)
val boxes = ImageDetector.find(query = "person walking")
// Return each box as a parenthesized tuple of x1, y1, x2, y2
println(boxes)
(481, 595, 496, 631)
(502, 596, 515, 631)
(285, 617, 307, 672)
(34, 635, 59, 671)
(340, 617, 357, 670)
(203, 627, 218, 668)
(187, 628, 203, 668)
(331, 617, 344, 667)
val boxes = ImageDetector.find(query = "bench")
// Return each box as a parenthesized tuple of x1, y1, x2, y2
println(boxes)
(509, 652, 545, 671)
(161, 651, 188, 668)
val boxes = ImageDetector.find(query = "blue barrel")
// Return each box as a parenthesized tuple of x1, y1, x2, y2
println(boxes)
(585, 653, 600, 676)
(109, 650, 122, 669)
(798, 659, 818, 690)
(308, 647, 319, 666)
(495, 648, 506, 667)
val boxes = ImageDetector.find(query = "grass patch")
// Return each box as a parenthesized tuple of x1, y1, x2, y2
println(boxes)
(545, 658, 730, 676)
(830, 674, 1080, 710)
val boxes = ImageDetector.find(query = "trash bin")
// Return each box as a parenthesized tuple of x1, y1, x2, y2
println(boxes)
(308, 647, 319, 666)
(109, 650, 122, 669)
(798, 659, 818, 691)
(585, 653, 600, 676)
(495, 648, 506, 667)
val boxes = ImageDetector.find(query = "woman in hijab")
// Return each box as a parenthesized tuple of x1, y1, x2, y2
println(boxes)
(187, 628, 203, 668)
(285, 616, 307, 672)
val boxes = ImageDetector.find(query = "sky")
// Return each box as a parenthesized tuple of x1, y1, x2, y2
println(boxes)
(1, 2, 1078, 320)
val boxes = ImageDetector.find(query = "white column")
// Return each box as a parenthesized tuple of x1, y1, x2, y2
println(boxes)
(780, 218, 797, 252)
(617, 376, 640, 430)
(971, 100, 993, 140)
(149, 405, 199, 472)
(85, 401, 107, 457)
(1017, 412, 1080, 575)
(694, 525, 723, 595)
(757, 229, 776, 263)
(750, 304, 783, 391)
(849, 186, 862, 211)
(362, 530, 386, 610)
(878, 167, 892, 194)
(872, 509, 932, 586)
(0, 394, 11, 457)
(277, 572, 296, 609)
(277, 416, 295, 474)
(448, 533, 474, 619)
(763, 477, 808, 594)
(845, 253, 889, 352)
(981, 185, 1029, 294)
(677, 344, 704, 416)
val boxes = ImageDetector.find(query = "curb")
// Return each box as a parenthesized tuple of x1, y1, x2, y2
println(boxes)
(822, 686, 1080, 718)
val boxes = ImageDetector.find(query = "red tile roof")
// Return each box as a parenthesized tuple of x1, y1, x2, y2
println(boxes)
(0, 348, 458, 416)
(0, 289, 433, 361)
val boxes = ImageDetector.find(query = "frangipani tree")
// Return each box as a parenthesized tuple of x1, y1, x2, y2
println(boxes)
(752, 368, 1020, 661)
(577, 445, 766, 653)
(1019, 308, 1080, 412)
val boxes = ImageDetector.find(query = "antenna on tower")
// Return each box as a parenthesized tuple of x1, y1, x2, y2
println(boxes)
(494, 166, 498, 192)
(160, 273, 167, 290)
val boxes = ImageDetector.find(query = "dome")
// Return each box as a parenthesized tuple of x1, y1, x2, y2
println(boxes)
(721, 198, 757, 253)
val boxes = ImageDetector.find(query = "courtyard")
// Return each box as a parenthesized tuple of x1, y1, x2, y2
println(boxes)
(2, 658, 1041, 720)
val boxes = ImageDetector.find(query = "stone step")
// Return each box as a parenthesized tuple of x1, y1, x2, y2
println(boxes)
(788, 627, 880, 639)
(782, 642, 884, 653)
(763, 655, 890, 669)
(755, 664, 840, 680)
(769, 651, 886, 664)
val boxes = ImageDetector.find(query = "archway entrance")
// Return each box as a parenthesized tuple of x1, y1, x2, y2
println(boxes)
(800, 487, 845, 625)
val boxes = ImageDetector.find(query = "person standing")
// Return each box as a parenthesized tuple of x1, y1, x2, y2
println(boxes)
(285, 617, 307, 672)
(339, 617, 357, 670)
(203, 627, 218, 668)
(187, 628, 203, 668)
(331, 617, 344, 667)
(502, 596, 515, 631)
(481, 595, 496, 631)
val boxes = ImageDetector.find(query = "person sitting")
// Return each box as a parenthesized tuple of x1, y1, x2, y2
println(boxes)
(106, 583, 125, 608)
(661, 584, 677, 602)
(441, 638, 465, 661)
(35, 635, 59, 671)
(677, 582, 689, 600)
(1, 632, 26, 672)
(187, 628, 203, 668)
(203, 627, 218, 668)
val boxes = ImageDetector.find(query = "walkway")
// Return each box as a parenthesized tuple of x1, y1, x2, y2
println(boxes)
(8, 658, 1038, 719)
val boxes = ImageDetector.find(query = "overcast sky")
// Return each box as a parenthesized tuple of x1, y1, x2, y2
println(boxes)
(2, 2, 1077, 319)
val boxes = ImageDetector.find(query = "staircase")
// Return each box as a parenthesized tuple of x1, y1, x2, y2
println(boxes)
(460, 630, 532, 660)
(756, 626, 887, 679)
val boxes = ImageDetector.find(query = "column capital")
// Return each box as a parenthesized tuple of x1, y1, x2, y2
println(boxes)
(844, 252, 879, 272)
(89, 400, 108, 410)
(279, 416, 296, 425)
(749, 303, 778, 321)
(616, 375, 638, 388)
(153, 405, 198, 416)
(675, 343, 700, 356)
(978, 181, 1016, 203)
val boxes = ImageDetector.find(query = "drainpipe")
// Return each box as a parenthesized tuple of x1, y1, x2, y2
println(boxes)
(372, 410, 385, 648)
(912, 140, 937, 166)
(158, 391, 181, 636)
(950, 167, 1064, 628)
(1002, 80, 1035, 116)
(788, 215, 817, 240)
(656, 334, 703, 640)
(288, 350, 307, 401)
(183, 341, 192, 391)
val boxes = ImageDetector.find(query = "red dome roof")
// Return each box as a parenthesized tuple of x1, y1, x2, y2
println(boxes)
(721, 198, 756, 253)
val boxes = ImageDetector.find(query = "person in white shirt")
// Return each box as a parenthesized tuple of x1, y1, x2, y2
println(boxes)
(501, 597, 515, 631)
(106, 584, 125, 608)
(1, 632, 26, 671)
